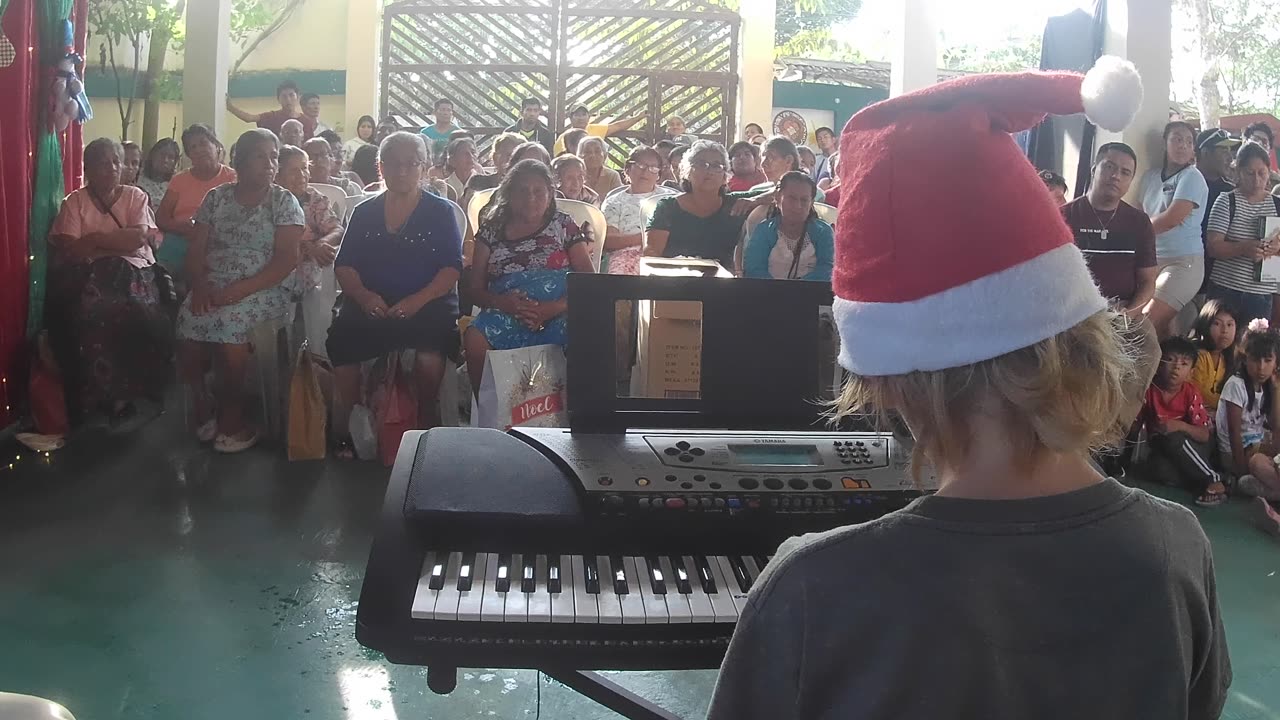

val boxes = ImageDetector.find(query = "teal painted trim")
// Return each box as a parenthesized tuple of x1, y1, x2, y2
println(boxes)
(772, 80, 886, 133)
(85, 68, 346, 101)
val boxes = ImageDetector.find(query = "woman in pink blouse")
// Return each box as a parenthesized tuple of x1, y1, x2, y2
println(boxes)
(47, 137, 174, 425)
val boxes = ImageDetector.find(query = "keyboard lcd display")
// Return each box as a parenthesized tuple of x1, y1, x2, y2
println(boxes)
(727, 444, 821, 466)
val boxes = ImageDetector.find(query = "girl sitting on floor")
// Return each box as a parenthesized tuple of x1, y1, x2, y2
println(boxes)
(1188, 299, 1239, 413)
(1216, 322, 1280, 483)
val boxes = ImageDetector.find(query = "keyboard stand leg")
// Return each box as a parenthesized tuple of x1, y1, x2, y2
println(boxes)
(541, 668, 683, 720)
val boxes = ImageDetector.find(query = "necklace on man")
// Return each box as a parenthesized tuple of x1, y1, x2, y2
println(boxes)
(1090, 202, 1118, 240)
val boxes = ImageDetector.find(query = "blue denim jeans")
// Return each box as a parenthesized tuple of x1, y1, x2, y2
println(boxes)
(1206, 282, 1273, 326)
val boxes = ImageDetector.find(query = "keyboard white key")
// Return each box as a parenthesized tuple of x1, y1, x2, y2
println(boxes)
(633, 556, 669, 624)
(618, 556, 648, 625)
(433, 552, 462, 621)
(550, 554, 577, 624)
(411, 551, 440, 619)
(570, 555, 599, 624)
(659, 556, 692, 624)
(707, 556, 744, 620)
(681, 555, 717, 623)
(594, 555, 623, 624)
(456, 552, 487, 622)
(527, 554, 553, 623)
(713, 556, 751, 613)
(504, 553, 529, 623)
(479, 552, 506, 622)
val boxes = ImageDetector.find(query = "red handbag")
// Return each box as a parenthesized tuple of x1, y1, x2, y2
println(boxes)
(375, 353, 417, 467)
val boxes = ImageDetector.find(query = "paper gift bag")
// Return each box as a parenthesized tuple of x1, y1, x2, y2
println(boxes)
(474, 344, 567, 430)
(286, 349, 327, 461)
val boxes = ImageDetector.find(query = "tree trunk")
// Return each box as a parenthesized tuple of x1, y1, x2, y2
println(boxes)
(231, 0, 307, 76)
(141, 27, 170, 149)
(1192, 0, 1221, 128)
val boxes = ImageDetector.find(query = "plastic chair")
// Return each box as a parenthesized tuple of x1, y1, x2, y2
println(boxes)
(444, 198, 467, 240)
(246, 306, 298, 439)
(311, 183, 348, 226)
(555, 198, 607, 271)
(0, 693, 76, 720)
(467, 187, 498, 237)
(813, 202, 838, 226)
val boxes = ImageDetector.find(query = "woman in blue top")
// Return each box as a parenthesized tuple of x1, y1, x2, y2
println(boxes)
(743, 171, 834, 281)
(1139, 121, 1209, 338)
(328, 133, 464, 455)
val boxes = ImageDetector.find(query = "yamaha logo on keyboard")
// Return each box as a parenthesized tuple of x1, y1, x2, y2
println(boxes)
(752, 439, 786, 444)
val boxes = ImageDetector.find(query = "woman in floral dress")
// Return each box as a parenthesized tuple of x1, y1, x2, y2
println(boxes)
(463, 159, 595, 392)
(277, 144, 343, 358)
(176, 129, 305, 453)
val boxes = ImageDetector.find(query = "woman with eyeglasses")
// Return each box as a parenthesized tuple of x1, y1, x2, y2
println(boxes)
(601, 146, 679, 275)
(326, 132, 464, 457)
(644, 140, 773, 272)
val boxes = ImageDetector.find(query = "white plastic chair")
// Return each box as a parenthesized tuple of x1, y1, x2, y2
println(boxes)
(555, 198, 607, 271)
(444, 198, 467, 240)
(0, 693, 76, 720)
(311, 183, 348, 226)
(813, 202, 838, 226)
(467, 187, 498, 238)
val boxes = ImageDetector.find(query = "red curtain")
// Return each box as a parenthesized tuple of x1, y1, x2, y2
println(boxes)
(0, 0, 85, 427)
(0, 0, 37, 427)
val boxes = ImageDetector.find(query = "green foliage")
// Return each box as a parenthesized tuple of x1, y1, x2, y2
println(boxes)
(775, 0, 860, 50)
(941, 32, 1042, 73)
(1176, 0, 1280, 116)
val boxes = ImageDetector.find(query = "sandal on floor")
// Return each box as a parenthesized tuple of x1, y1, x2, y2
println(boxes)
(214, 430, 259, 454)
(333, 439, 355, 461)
(1195, 490, 1228, 507)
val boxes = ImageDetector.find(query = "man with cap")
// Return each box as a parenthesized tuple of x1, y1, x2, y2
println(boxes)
(707, 57, 1230, 720)
(1197, 128, 1241, 240)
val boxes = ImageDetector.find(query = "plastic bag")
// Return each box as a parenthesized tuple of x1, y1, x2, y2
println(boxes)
(349, 404, 377, 461)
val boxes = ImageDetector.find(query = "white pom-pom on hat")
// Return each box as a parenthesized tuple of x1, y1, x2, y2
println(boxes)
(1081, 55, 1143, 132)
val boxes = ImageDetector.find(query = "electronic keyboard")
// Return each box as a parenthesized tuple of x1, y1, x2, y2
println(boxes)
(356, 427, 935, 674)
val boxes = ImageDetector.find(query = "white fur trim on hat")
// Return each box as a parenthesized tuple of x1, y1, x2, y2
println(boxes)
(1081, 55, 1143, 132)
(833, 243, 1107, 376)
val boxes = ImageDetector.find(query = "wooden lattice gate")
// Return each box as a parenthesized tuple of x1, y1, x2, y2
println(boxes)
(381, 0, 740, 163)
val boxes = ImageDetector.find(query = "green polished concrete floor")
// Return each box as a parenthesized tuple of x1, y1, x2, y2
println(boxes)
(1, 413, 1278, 720)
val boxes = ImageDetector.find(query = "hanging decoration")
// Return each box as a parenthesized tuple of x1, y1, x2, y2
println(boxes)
(47, 20, 90, 131)
(26, 0, 76, 339)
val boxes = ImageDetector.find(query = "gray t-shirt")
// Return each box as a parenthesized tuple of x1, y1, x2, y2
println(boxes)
(707, 479, 1230, 720)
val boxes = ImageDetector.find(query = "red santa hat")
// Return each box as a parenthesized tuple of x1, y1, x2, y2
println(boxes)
(833, 56, 1143, 376)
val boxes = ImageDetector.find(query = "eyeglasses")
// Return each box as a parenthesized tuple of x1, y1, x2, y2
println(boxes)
(690, 160, 728, 173)
(383, 159, 424, 173)
(630, 163, 660, 174)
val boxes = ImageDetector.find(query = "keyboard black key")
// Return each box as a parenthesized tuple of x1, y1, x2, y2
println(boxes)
(496, 553, 512, 593)
(583, 554, 600, 594)
(547, 554, 562, 594)
(645, 555, 667, 595)
(428, 553, 448, 591)
(753, 554, 770, 572)
(610, 554, 629, 595)
(728, 555, 752, 593)
(669, 555, 692, 594)
(694, 555, 716, 594)
(521, 555, 537, 594)
(458, 551, 476, 592)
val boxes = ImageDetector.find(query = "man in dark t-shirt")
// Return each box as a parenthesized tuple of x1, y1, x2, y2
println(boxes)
(1061, 142, 1156, 316)
(226, 79, 316, 139)
(1196, 129, 1239, 240)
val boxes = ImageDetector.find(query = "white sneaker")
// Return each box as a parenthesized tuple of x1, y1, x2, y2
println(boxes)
(196, 419, 217, 443)
(214, 431, 259, 454)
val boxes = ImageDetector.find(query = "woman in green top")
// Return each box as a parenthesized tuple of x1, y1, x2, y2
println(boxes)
(644, 140, 772, 272)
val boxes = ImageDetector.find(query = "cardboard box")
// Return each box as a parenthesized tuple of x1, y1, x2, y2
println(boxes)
(630, 258, 732, 399)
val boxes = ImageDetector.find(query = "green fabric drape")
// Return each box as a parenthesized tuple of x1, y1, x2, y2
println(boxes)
(26, 0, 73, 337)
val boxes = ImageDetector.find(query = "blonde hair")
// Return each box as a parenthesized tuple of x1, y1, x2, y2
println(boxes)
(834, 310, 1138, 481)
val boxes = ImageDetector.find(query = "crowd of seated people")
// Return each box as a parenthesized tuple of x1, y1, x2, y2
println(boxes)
(46, 89, 845, 457)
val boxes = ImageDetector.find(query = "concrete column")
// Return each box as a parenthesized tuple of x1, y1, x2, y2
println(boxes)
(183, 0, 232, 137)
(890, 0, 937, 97)
(738, 0, 776, 141)
(1101, 0, 1171, 202)
(346, 0, 381, 134)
